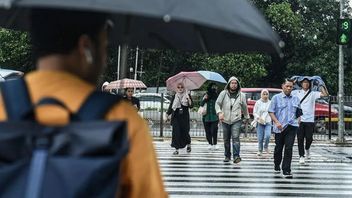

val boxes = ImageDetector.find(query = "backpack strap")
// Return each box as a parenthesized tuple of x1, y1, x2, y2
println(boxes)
(75, 92, 123, 121)
(0, 78, 34, 121)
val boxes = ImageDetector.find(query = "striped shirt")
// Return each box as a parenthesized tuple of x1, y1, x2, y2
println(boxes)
(268, 92, 300, 133)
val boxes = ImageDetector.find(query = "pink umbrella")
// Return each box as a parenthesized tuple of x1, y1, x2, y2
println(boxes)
(166, 71, 206, 91)
(105, 78, 147, 90)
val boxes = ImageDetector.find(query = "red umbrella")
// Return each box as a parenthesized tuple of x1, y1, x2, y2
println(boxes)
(105, 78, 147, 90)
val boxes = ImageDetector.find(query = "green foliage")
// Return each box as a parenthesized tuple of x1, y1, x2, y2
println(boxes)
(0, 29, 33, 71)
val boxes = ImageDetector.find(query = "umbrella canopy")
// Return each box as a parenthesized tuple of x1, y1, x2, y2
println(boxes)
(290, 75, 328, 92)
(166, 71, 206, 91)
(0, 0, 283, 56)
(106, 78, 147, 89)
(198, 70, 227, 84)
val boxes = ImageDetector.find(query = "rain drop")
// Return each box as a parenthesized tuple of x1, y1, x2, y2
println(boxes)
(163, 15, 171, 23)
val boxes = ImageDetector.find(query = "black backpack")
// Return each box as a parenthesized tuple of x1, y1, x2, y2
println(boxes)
(0, 78, 129, 198)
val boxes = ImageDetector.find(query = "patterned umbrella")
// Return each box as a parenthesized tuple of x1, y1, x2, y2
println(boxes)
(166, 71, 206, 91)
(105, 78, 147, 89)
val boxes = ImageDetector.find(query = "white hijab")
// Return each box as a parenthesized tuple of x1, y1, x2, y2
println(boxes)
(172, 85, 189, 111)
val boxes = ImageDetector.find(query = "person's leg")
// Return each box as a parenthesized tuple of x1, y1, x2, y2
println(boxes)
(297, 123, 305, 157)
(204, 121, 212, 145)
(211, 121, 219, 146)
(231, 121, 242, 162)
(263, 124, 272, 153)
(256, 124, 265, 154)
(274, 132, 285, 171)
(305, 122, 315, 159)
(282, 126, 298, 174)
(305, 123, 314, 150)
(222, 123, 231, 160)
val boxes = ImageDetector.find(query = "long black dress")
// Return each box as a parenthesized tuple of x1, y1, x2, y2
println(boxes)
(167, 95, 193, 149)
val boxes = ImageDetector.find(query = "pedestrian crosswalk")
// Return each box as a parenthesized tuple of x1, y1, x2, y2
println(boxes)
(154, 140, 352, 198)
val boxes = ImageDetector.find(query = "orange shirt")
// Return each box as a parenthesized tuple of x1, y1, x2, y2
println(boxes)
(0, 70, 167, 198)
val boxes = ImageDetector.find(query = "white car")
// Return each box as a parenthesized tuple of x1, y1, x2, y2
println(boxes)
(133, 93, 171, 111)
(0, 68, 23, 81)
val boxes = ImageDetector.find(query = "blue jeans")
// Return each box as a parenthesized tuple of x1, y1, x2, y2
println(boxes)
(222, 121, 241, 159)
(256, 123, 272, 152)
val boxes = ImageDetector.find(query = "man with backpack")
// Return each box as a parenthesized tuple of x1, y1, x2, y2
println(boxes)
(292, 77, 328, 164)
(0, 9, 167, 198)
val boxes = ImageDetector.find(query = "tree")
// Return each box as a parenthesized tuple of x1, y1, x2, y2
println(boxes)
(0, 29, 32, 71)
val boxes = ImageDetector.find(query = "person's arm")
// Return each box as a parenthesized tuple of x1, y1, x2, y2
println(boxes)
(215, 91, 225, 122)
(241, 93, 250, 120)
(200, 94, 208, 106)
(187, 94, 193, 108)
(319, 85, 328, 97)
(166, 96, 175, 115)
(108, 103, 168, 198)
(253, 101, 260, 121)
(268, 96, 282, 131)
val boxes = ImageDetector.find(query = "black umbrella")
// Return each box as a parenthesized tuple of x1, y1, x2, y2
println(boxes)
(0, 0, 283, 56)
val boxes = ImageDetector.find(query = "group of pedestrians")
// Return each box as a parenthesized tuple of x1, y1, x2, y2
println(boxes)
(166, 75, 328, 179)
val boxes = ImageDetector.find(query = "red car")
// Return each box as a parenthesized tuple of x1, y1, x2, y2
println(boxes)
(241, 88, 337, 133)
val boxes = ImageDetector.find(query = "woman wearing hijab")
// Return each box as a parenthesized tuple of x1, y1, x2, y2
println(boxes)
(253, 89, 272, 156)
(200, 83, 220, 150)
(166, 83, 193, 155)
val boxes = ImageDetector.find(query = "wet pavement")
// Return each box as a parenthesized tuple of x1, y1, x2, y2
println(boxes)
(154, 140, 352, 197)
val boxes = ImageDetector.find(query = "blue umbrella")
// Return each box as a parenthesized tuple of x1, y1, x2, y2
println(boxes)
(198, 70, 227, 84)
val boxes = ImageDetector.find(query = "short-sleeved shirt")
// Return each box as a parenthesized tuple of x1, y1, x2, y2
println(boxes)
(0, 70, 167, 198)
(292, 89, 321, 123)
(268, 92, 300, 133)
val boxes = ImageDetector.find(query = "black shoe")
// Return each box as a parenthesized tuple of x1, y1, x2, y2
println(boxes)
(233, 157, 241, 164)
(223, 157, 230, 162)
(173, 150, 179, 155)
(282, 171, 293, 178)
(274, 167, 281, 173)
(186, 145, 191, 153)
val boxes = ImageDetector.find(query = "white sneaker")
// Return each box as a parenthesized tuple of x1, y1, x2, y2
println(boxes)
(257, 151, 262, 156)
(306, 149, 311, 159)
(214, 145, 219, 150)
(299, 156, 305, 164)
(207, 145, 213, 150)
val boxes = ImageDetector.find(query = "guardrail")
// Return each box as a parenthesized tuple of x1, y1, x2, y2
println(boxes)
(139, 94, 352, 141)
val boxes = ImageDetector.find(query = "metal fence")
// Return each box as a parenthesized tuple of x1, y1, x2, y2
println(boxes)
(140, 95, 352, 141)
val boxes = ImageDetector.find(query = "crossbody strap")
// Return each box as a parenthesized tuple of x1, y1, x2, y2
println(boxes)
(0, 78, 34, 121)
(300, 89, 311, 104)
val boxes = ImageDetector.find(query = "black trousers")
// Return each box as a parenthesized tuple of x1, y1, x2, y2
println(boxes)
(274, 125, 298, 173)
(203, 121, 218, 145)
(297, 122, 315, 157)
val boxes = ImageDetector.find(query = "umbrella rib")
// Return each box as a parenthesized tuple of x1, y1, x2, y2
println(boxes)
(194, 25, 208, 54)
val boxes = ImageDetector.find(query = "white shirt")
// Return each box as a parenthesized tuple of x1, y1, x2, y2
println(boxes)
(292, 89, 321, 123)
(253, 99, 272, 124)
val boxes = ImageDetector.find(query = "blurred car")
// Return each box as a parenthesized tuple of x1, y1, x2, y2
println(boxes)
(133, 93, 170, 111)
(0, 68, 23, 81)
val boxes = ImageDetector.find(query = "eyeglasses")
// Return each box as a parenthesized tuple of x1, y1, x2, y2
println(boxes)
(177, 86, 184, 89)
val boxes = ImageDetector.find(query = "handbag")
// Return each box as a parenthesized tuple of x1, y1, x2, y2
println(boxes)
(197, 103, 207, 115)
(295, 89, 311, 118)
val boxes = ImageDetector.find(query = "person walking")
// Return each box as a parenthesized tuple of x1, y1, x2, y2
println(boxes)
(0, 9, 167, 197)
(123, 88, 141, 111)
(215, 77, 249, 164)
(200, 83, 220, 150)
(268, 79, 300, 178)
(292, 77, 328, 164)
(166, 83, 193, 155)
(253, 89, 272, 156)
